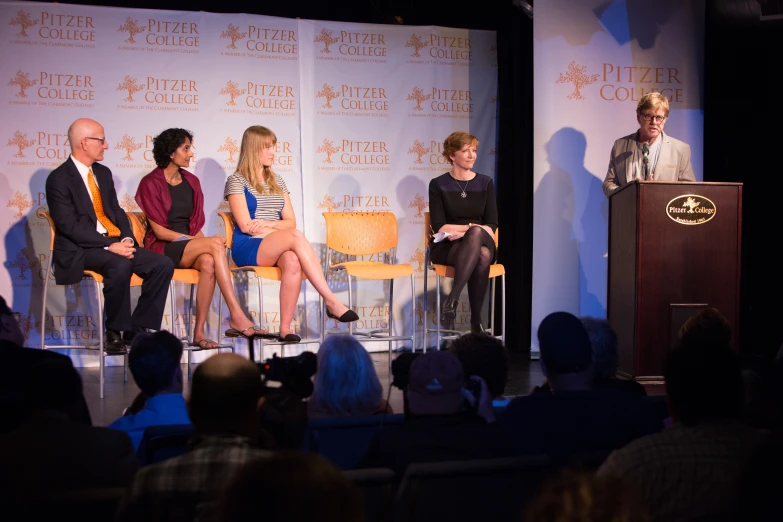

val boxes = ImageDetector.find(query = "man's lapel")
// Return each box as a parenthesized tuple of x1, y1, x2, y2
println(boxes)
(624, 134, 638, 184)
(65, 158, 97, 224)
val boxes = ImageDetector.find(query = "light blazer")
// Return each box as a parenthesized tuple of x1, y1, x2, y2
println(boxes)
(602, 131, 695, 197)
(45, 158, 134, 285)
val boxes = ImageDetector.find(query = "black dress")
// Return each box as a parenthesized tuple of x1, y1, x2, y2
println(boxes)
(162, 181, 194, 267)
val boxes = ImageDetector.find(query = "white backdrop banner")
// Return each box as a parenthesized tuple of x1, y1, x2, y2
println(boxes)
(0, 2, 497, 362)
(531, 0, 704, 352)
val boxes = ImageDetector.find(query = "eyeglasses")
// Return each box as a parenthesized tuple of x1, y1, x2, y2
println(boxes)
(640, 113, 665, 124)
(85, 137, 106, 144)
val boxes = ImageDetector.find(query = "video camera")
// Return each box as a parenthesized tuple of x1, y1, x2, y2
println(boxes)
(257, 351, 317, 399)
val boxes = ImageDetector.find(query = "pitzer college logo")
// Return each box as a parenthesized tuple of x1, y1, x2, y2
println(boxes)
(408, 194, 428, 218)
(218, 137, 239, 163)
(9, 70, 37, 98)
(115, 134, 143, 161)
(314, 28, 387, 64)
(556, 61, 599, 100)
(317, 195, 343, 212)
(117, 75, 144, 103)
(7, 131, 35, 158)
(408, 139, 448, 171)
(7, 192, 34, 219)
(408, 140, 430, 163)
(9, 10, 39, 37)
(8, 9, 96, 48)
(407, 86, 473, 119)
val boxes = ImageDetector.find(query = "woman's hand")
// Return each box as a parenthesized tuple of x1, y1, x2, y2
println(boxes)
(247, 219, 278, 235)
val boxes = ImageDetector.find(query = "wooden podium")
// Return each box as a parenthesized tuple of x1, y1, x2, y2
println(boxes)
(607, 181, 743, 381)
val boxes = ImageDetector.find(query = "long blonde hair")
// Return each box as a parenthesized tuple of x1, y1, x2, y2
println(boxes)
(235, 125, 284, 195)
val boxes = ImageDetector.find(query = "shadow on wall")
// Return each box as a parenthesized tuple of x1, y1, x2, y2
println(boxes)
(533, 127, 607, 348)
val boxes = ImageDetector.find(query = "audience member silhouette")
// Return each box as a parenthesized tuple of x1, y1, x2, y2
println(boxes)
(448, 333, 510, 406)
(581, 316, 647, 397)
(0, 354, 138, 500)
(109, 330, 191, 451)
(308, 335, 391, 418)
(597, 340, 767, 522)
(499, 311, 660, 464)
(359, 350, 515, 477)
(216, 451, 364, 522)
(116, 353, 270, 522)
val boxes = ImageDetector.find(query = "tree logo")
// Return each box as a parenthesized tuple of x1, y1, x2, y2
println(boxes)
(9, 10, 38, 38)
(221, 24, 247, 49)
(407, 86, 431, 111)
(408, 194, 428, 218)
(218, 137, 239, 162)
(7, 191, 34, 219)
(117, 75, 144, 102)
(408, 140, 430, 164)
(115, 134, 142, 161)
(316, 83, 340, 108)
(17, 312, 34, 340)
(556, 61, 599, 100)
(217, 200, 230, 211)
(416, 296, 426, 326)
(8, 251, 36, 280)
(405, 34, 429, 57)
(409, 248, 425, 272)
(7, 131, 35, 158)
(317, 195, 343, 213)
(119, 194, 139, 212)
(316, 139, 340, 164)
(8, 70, 38, 98)
(219, 80, 246, 106)
(314, 28, 339, 54)
(118, 17, 145, 44)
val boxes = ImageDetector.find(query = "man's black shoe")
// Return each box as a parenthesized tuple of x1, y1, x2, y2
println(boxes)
(122, 326, 148, 344)
(105, 330, 128, 355)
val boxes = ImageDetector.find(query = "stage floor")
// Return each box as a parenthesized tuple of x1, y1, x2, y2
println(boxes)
(78, 350, 545, 427)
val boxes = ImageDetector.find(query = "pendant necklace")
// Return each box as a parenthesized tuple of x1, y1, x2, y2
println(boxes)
(453, 176, 469, 198)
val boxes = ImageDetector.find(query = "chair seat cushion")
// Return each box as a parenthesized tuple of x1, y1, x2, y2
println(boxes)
(83, 270, 143, 286)
(332, 261, 414, 280)
(172, 269, 200, 285)
(429, 264, 505, 278)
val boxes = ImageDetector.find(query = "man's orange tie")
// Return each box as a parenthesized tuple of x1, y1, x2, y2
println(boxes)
(87, 168, 120, 238)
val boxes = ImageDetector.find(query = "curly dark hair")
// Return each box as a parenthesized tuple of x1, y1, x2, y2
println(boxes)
(152, 128, 193, 168)
(128, 330, 183, 396)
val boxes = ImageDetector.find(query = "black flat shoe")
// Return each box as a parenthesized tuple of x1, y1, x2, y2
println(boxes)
(470, 322, 488, 335)
(105, 330, 128, 355)
(122, 325, 148, 343)
(277, 333, 301, 343)
(441, 297, 458, 321)
(326, 308, 360, 323)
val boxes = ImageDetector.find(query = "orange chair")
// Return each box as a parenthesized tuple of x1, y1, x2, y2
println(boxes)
(127, 212, 233, 373)
(217, 212, 319, 362)
(38, 209, 130, 399)
(423, 211, 505, 348)
(322, 211, 415, 364)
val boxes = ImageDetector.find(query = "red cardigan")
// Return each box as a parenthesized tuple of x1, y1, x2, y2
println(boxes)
(134, 167, 205, 254)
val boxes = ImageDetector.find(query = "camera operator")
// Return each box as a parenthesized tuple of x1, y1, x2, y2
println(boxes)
(357, 351, 516, 478)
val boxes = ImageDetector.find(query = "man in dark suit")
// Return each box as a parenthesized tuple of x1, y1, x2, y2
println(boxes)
(45, 118, 174, 353)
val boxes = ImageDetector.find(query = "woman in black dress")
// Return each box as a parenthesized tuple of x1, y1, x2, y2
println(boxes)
(428, 131, 498, 334)
(135, 128, 265, 349)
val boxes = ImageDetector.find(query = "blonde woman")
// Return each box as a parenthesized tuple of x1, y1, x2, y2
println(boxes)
(224, 126, 358, 343)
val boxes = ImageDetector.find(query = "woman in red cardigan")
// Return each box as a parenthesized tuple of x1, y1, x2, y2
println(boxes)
(135, 128, 266, 348)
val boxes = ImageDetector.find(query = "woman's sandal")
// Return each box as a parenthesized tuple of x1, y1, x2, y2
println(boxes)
(191, 338, 220, 350)
(276, 333, 301, 344)
(224, 325, 276, 339)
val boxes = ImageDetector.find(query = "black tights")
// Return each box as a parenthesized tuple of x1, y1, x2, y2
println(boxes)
(446, 226, 496, 324)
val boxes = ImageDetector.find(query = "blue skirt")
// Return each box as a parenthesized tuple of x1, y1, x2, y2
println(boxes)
(231, 231, 263, 267)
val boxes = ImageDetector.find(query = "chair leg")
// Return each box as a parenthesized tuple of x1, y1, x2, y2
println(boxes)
(96, 279, 105, 400)
(40, 252, 53, 350)
(388, 278, 395, 372)
(411, 274, 416, 355)
(422, 267, 428, 354)
(347, 275, 354, 336)
(501, 274, 506, 343)
(435, 276, 442, 351)
(257, 273, 265, 363)
(489, 277, 496, 336)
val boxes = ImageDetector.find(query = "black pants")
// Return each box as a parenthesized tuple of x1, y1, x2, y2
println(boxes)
(83, 247, 175, 332)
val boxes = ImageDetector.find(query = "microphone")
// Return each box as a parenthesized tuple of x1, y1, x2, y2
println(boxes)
(641, 143, 650, 180)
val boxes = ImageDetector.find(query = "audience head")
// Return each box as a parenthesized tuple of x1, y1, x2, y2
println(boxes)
(442, 131, 479, 164)
(188, 353, 264, 436)
(236, 125, 284, 195)
(152, 127, 194, 168)
(664, 340, 743, 426)
(580, 316, 619, 381)
(217, 452, 363, 522)
(679, 307, 732, 347)
(449, 333, 508, 398)
(524, 468, 648, 522)
(128, 330, 184, 397)
(0, 296, 24, 347)
(22, 358, 91, 424)
(406, 351, 464, 416)
(538, 312, 593, 390)
(311, 334, 383, 417)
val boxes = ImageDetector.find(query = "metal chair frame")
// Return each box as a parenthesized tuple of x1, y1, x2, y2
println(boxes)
(38, 208, 128, 399)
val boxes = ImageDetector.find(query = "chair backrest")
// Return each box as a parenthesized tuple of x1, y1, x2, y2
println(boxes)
(423, 211, 499, 249)
(302, 413, 405, 470)
(137, 423, 194, 466)
(37, 208, 56, 251)
(342, 467, 396, 522)
(217, 211, 235, 249)
(394, 455, 553, 522)
(127, 211, 148, 246)
(322, 211, 398, 257)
